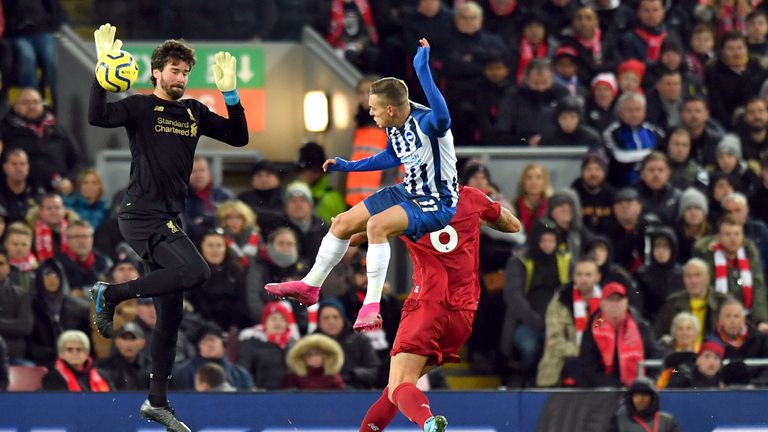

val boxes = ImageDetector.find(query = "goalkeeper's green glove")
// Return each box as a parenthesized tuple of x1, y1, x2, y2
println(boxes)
(94, 23, 123, 61)
(212, 51, 239, 105)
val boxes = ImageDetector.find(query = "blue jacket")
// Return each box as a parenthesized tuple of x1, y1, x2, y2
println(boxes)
(63, 193, 109, 230)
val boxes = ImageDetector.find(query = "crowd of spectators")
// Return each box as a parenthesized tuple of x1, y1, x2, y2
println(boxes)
(8, 0, 768, 395)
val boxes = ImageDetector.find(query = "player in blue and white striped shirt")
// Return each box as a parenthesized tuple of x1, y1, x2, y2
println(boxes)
(266, 38, 459, 333)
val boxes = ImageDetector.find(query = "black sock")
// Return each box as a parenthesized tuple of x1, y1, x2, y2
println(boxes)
(104, 268, 180, 304)
(148, 374, 170, 407)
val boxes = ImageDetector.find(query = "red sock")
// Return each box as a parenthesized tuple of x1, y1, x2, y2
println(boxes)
(359, 387, 398, 432)
(392, 382, 433, 427)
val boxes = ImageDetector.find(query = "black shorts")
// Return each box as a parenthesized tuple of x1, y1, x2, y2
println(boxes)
(117, 212, 186, 262)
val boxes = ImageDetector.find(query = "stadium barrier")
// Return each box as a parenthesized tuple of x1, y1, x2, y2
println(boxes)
(1, 389, 767, 431)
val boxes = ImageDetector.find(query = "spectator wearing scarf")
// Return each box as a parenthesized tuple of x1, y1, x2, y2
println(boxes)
(237, 301, 299, 390)
(42, 330, 111, 391)
(576, 282, 658, 387)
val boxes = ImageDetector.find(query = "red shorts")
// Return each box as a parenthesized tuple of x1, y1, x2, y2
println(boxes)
(390, 299, 475, 366)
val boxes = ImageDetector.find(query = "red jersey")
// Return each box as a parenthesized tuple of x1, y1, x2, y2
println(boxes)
(402, 186, 501, 310)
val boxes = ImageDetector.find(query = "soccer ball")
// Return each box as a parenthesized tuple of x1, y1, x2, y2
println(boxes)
(95, 50, 139, 92)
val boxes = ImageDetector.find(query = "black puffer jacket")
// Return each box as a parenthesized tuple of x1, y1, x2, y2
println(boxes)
(635, 226, 684, 323)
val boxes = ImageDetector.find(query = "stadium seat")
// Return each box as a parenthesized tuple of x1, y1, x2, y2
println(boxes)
(8, 366, 48, 392)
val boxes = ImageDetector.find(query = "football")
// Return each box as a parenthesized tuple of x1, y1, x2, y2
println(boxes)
(95, 49, 139, 92)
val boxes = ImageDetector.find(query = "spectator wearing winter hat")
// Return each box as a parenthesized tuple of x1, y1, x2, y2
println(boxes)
(314, 298, 379, 389)
(602, 92, 665, 188)
(712, 134, 761, 196)
(552, 47, 588, 101)
(617, 59, 646, 95)
(667, 338, 725, 389)
(173, 321, 254, 391)
(706, 31, 768, 129)
(295, 142, 346, 223)
(576, 282, 658, 387)
(572, 150, 615, 234)
(645, 70, 684, 130)
(547, 189, 589, 261)
(280, 181, 328, 265)
(666, 128, 708, 191)
(610, 377, 682, 431)
(282, 333, 345, 390)
(675, 187, 711, 263)
(238, 301, 299, 390)
(634, 151, 682, 226)
(585, 72, 618, 133)
(237, 161, 285, 237)
(540, 96, 602, 147)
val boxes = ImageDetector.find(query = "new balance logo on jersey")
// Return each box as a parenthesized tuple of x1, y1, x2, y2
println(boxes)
(153, 105, 164, 112)
(367, 423, 381, 431)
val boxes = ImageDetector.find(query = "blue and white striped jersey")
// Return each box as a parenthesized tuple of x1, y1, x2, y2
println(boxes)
(328, 44, 458, 207)
(386, 102, 458, 207)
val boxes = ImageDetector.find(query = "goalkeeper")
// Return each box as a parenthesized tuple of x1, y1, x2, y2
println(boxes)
(88, 24, 248, 432)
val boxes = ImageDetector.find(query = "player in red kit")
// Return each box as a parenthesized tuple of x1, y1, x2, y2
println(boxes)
(355, 186, 520, 432)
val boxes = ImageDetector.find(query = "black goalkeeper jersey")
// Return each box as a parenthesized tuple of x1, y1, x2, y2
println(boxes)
(88, 80, 248, 215)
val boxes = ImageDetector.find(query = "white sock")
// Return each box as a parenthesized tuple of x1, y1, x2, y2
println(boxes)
(363, 242, 390, 305)
(302, 233, 350, 287)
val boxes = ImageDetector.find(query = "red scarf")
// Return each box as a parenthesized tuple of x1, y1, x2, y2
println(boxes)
(515, 196, 548, 233)
(573, 285, 602, 345)
(718, 324, 749, 349)
(54, 358, 110, 392)
(327, 0, 379, 47)
(21, 112, 57, 138)
(10, 253, 38, 272)
(64, 248, 95, 271)
(262, 302, 298, 349)
(35, 218, 68, 262)
(577, 28, 603, 64)
(489, 0, 516, 15)
(591, 312, 645, 387)
(516, 38, 548, 83)
(713, 243, 753, 310)
(634, 28, 667, 62)
(632, 412, 660, 432)
(225, 230, 260, 268)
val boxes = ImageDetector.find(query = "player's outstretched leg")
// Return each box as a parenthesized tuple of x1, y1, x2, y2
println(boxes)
(359, 386, 398, 432)
(90, 281, 117, 338)
(140, 399, 191, 432)
(266, 204, 370, 305)
(354, 205, 408, 332)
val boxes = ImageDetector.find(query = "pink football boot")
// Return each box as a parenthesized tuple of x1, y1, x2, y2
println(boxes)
(264, 281, 320, 306)
(353, 302, 383, 332)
